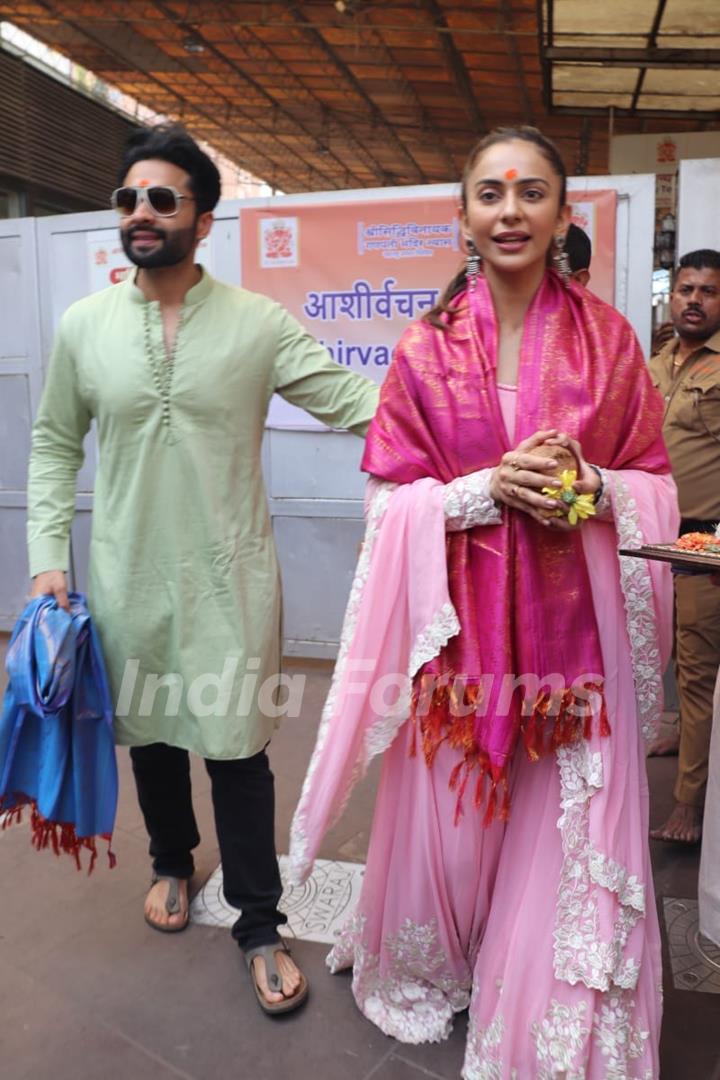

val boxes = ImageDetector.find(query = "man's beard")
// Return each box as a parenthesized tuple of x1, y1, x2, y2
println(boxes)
(677, 323, 714, 341)
(121, 223, 197, 269)
(674, 312, 720, 341)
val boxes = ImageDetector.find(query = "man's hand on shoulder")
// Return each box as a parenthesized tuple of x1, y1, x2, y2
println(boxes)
(30, 570, 70, 612)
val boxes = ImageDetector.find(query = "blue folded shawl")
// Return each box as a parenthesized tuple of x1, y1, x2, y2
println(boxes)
(0, 594, 118, 871)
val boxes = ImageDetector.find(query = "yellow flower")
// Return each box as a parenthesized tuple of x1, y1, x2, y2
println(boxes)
(541, 469, 596, 527)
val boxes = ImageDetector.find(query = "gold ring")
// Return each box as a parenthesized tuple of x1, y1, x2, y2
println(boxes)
(511, 457, 521, 470)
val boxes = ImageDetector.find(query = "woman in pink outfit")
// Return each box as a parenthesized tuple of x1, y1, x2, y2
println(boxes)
(289, 127, 679, 1077)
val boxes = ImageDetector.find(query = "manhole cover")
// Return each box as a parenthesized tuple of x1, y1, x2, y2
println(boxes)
(662, 898, 720, 994)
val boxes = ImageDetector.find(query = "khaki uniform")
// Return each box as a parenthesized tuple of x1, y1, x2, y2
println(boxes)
(649, 331, 720, 807)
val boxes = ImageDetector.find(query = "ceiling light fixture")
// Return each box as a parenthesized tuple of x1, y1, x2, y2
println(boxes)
(183, 36, 205, 54)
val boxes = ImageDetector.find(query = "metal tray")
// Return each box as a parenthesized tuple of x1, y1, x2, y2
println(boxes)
(619, 543, 720, 571)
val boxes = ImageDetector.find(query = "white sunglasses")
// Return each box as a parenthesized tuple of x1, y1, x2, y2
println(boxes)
(111, 185, 195, 218)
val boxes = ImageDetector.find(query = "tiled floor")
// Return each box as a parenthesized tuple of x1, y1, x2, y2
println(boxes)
(1, 641, 719, 1079)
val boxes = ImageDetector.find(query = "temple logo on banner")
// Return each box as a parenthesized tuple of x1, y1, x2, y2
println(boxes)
(260, 217, 299, 268)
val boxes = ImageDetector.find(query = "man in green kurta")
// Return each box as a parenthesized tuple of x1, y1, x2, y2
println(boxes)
(27, 125, 378, 1013)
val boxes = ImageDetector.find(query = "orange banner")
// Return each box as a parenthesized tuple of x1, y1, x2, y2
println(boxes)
(240, 188, 617, 428)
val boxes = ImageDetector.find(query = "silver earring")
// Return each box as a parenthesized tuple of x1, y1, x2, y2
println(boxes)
(465, 239, 481, 289)
(553, 234, 572, 285)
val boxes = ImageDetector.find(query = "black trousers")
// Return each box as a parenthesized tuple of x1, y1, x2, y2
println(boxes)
(130, 742, 287, 951)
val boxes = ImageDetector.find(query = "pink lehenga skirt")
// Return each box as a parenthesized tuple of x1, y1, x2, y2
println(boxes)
(329, 722, 661, 1078)
(327, 509, 668, 1079)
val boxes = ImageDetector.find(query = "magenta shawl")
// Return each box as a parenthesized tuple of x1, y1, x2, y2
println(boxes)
(361, 271, 670, 815)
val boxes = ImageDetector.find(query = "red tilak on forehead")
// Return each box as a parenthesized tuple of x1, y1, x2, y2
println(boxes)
(504, 168, 519, 181)
(138, 179, 150, 187)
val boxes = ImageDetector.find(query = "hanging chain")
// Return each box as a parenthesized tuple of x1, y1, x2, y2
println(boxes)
(143, 303, 184, 427)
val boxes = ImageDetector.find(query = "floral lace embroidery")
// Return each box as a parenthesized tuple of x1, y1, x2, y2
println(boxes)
(588, 849, 645, 911)
(325, 910, 360, 972)
(463, 1015, 509, 1080)
(532, 999, 590, 1080)
(364, 599, 462, 758)
(554, 739, 644, 992)
(465, 993, 655, 1078)
(328, 913, 470, 1045)
(289, 479, 460, 884)
(548, 472, 662, 1018)
(611, 474, 664, 744)
(593, 991, 653, 1079)
(288, 482, 393, 882)
(443, 468, 502, 531)
(409, 601, 461, 679)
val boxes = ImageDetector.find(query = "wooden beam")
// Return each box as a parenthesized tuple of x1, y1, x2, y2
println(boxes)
(551, 104, 720, 121)
(497, 0, 534, 124)
(10, 4, 538, 38)
(153, 1, 363, 188)
(630, 0, 668, 112)
(285, 2, 431, 183)
(537, 0, 553, 113)
(348, 30, 458, 177)
(29, 0, 336, 192)
(421, 0, 486, 134)
(575, 116, 591, 175)
(545, 45, 720, 68)
(215, 3, 390, 186)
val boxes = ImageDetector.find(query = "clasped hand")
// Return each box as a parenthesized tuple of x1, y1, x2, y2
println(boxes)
(29, 569, 70, 610)
(489, 430, 601, 529)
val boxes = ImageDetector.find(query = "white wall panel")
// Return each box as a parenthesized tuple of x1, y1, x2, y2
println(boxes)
(0, 507, 28, 626)
(0, 217, 42, 630)
(678, 159, 720, 258)
(70, 508, 92, 595)
(0, 373, 32, 488)
(0, 234, 25, 357)
(266, 429, 366, 502)
(274, 515, 364, 656)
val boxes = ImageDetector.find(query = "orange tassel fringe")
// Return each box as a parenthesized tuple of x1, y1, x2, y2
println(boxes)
(411, 677, 609, 826)
(1, 795, 116, 874)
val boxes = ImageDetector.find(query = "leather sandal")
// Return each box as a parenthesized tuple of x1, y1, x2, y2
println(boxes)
(143, 873, 190, 933)
(245, 941, 309, 1015)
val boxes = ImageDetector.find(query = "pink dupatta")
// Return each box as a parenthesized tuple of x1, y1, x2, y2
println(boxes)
(289, 271, 673, 884)
(362, 273, 669, 801)
(289, 477, 459, 882)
